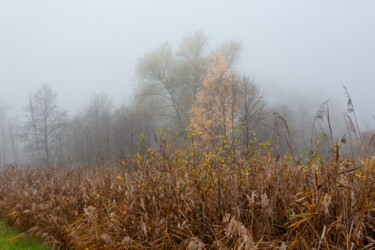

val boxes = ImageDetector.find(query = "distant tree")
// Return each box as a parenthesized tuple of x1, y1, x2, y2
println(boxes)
(69, 92, 113, 163)
(215, 40, 242, 68)
(135, 42, 187, 131)
(87, 93, 113, 159)
(238, 75, 266, 148)
(69, 108, 91, 164)
(112, 105, 136, 159)
(112, 104, 148, 159)
(7, 117, 20, 163)
(0, 102, 9, 163)
(174, 31, 210, 114)
(24, 84, 66, 166)
(134, 31, 242, 133)
(189, 53, 241, 149)
(0, 101, 21, 164)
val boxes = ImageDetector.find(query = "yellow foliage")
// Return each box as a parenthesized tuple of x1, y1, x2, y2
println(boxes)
(190, 53, 241, 149)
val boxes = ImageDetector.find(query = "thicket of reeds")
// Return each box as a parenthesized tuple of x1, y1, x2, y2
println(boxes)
(0, 131, 374, 249)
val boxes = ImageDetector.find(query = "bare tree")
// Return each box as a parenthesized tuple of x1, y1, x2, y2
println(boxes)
(0, 102, 9, 164)
(68, 92, 113, 164)
(24, 84, 66, 166)
(69, 109, 91, 164)
(112, 104, 147, 160)
(238, 75, 266, 148)
(7, 118, 19, 163)
(87, 92, 113, 159)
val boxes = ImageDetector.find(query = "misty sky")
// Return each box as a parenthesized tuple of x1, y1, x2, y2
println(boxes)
(1, 1, 374, 127)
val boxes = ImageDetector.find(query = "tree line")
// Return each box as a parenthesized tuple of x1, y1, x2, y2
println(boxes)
(0, 32, 372, 166)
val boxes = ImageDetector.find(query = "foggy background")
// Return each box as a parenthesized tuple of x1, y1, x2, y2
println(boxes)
(1, 0, 374, 124)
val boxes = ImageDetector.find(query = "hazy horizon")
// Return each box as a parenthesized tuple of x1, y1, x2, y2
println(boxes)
(1, 1, 374, 129)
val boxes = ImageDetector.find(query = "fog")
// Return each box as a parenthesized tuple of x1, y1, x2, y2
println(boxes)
(1, 1, 374, 117)
(0, 1, 374, 164)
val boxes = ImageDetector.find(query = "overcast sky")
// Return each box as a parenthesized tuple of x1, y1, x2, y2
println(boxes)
(1, 1, 374, 127)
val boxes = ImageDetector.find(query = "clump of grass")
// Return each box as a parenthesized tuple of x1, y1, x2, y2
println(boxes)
(0, 218, 50, 249)
(0, 137, 374, 249)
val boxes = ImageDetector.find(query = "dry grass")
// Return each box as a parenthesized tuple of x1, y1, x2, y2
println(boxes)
(0, 142, 374, 249)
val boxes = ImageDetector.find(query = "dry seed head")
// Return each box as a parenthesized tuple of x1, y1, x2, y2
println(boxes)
(261, 193, 269, 209)
(280, 242, 287, 250)
(121, 236, 133, 244)
(322, 194, 331, 215)
(140, 198, 145, 211)
(84, 205, 96, 220)
(23, 209, 31, 214)
(187, 237, 204, 250)
(70, 230, 79, 239)
(226, 217, 256, 250)
(100, 233, 112, 244)
(141, 222, 148, 236)
(212, 240, 226, 250)
(246, 191, 257, 206)
(226, 217, 247, 237)
(222, 213, 231, 224)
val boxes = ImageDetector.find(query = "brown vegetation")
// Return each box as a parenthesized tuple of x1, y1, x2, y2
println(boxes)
(0, 137, 374, 249)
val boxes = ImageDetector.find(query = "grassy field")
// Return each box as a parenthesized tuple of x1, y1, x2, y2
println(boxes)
(0, 142, 374, 249)
(0, 219, 49, 250)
